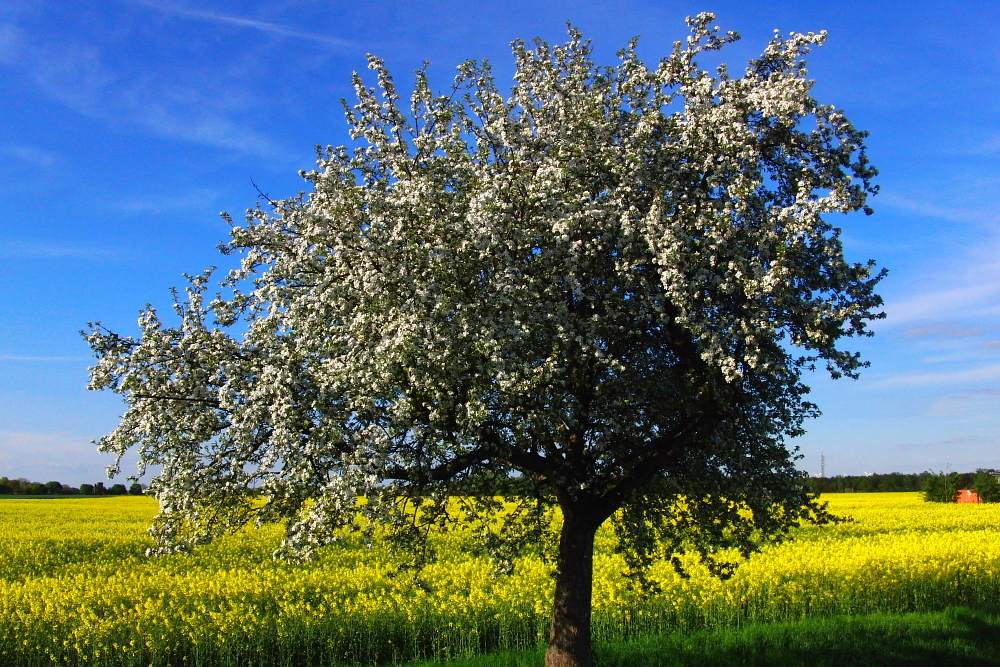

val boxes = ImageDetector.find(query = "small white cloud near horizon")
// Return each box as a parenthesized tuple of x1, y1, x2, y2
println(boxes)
(0, 430, 124, 485)
(928, 389, 1000, 418)
(799, 432, 999, 476)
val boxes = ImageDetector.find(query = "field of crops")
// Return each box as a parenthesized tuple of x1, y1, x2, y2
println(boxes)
(2, 493, 999, 666)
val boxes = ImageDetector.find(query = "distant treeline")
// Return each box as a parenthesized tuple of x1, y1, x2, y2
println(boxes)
(5, 472, 998, 501)
(808, 472, 934, 493)
(810, 470, 1000, 502)
(0, 476, 145, 496)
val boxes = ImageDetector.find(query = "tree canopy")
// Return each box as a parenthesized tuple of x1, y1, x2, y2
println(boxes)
(87, 14, 883, 667)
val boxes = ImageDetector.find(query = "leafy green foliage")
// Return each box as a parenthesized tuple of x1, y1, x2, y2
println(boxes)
(922, 473, 959, 503)
(971, 471, 1000, 503)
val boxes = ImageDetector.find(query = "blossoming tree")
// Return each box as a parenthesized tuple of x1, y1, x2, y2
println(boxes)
(87, 14, 883, 667)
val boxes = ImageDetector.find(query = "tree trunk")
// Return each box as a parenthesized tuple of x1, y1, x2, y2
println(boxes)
(546, 506, 600, 667)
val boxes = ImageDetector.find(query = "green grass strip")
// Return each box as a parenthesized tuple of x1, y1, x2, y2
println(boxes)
(409, 606, 1000, 667)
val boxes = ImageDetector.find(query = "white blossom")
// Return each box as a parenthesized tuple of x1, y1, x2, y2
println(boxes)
(86, 15, 882, 667)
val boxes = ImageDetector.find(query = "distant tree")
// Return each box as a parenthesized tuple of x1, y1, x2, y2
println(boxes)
(93, 482, 106, 496)
(0, 484, 11, 495)
(129, 483, 144, 496)
(86, 16, 883, 667)
(879, 472, 911, 492)
(922, 472, 959, 503)
(27, 483, 47, 495)
(10, 478, 29, 494)
(972, 470, 1000, 503)
(79, 483, 94, 496)
(45, 481, 64, 495)
(108, 483, 128, 495)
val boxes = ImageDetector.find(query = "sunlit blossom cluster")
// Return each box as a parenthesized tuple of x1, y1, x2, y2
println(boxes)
(85, 16, 882, 576)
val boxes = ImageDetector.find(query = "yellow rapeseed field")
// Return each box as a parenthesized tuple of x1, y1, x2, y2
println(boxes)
(1, 493, 998, 666)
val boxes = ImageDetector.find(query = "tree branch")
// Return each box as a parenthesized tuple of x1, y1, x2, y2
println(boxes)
(592, 410, 726, 521)
(131, 393, 232, 414)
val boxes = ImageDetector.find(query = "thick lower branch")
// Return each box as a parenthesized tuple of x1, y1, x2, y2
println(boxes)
(593, 411, 725, 519)
(132, 393, 231, 413)
(383, 443, 495, 484)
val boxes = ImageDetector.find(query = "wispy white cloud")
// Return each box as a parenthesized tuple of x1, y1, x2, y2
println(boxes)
(902, 323, 985, 339)
(114, 188, 219, 214)
(125, 0, 361, 50)
(948, 132, 1000, 158)
(896, 434, 993, 452)
(928, 389, 1000, 418)
(0, 143, 56, 168)
(0, 241, 118, 259)
(0, 22, 17, 60)
(886, 283, 1000, 327)
(875, 363, 1000, 388)
(0, 21, 290, 159)
(876, 199, 1000, 327)
(879, 192, 999, 226)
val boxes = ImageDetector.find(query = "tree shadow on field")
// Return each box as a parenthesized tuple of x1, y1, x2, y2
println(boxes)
(591, 606, 1000, 667)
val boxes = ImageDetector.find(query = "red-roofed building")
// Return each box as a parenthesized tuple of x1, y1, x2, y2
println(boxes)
(957, 489, 981, 503)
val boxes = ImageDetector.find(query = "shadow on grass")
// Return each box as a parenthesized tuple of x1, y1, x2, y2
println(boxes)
(606, 605, 1000, 667)
(411, 606, 1000, 667)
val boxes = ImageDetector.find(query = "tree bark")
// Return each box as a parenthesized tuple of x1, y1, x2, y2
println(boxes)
(546, 505, 600, 667)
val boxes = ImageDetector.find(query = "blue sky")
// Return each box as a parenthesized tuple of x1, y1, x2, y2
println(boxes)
(1, 0, 998, 485)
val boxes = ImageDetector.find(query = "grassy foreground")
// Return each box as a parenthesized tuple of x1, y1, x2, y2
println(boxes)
(413, 607, 1000, 667)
